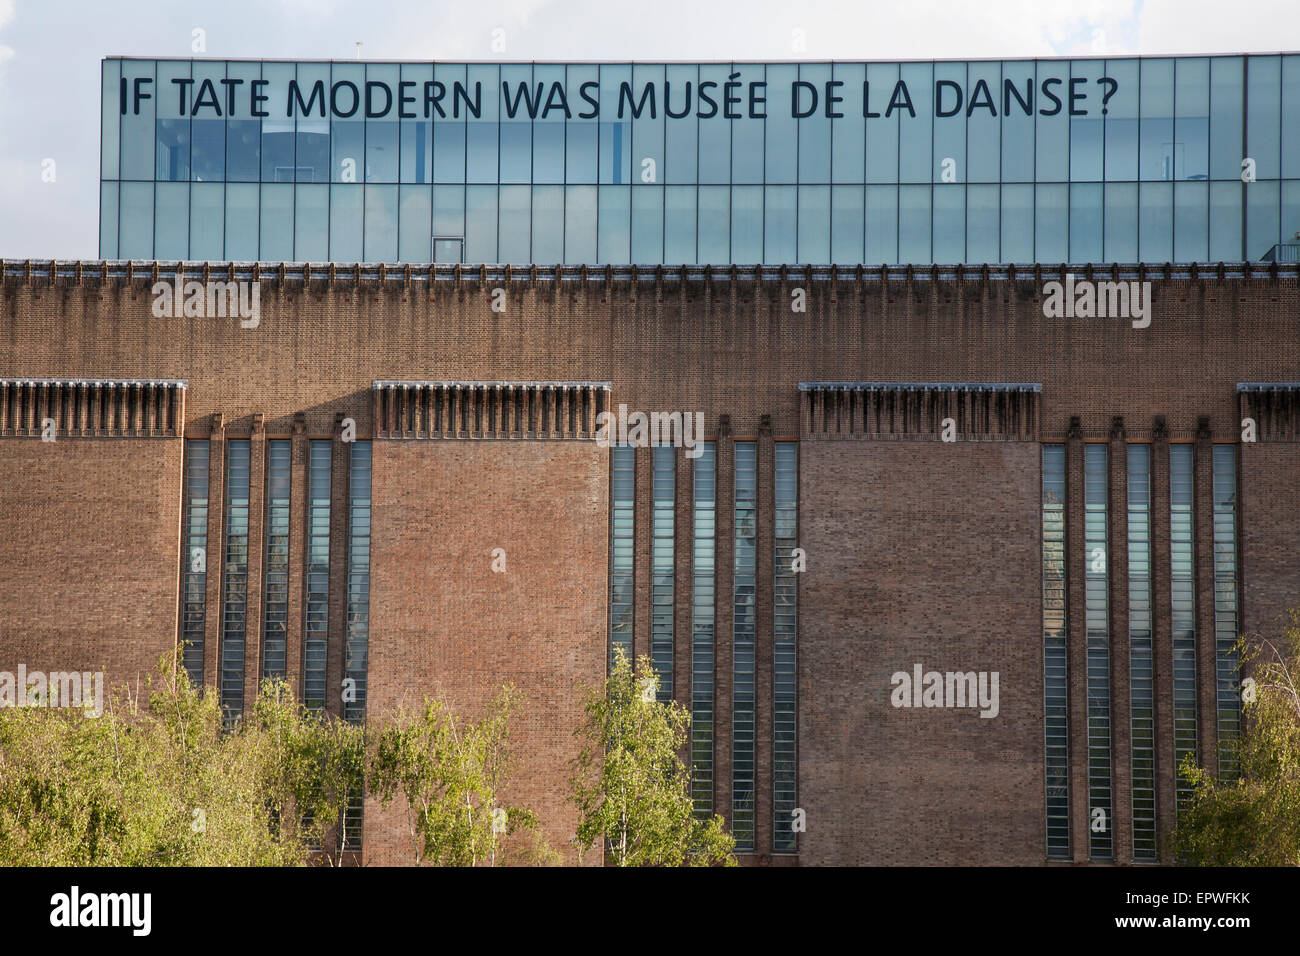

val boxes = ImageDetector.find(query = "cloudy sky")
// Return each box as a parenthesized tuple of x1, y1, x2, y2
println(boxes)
(0, 0, 1297, 259)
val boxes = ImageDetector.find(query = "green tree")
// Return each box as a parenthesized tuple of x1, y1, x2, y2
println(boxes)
(570, 647, 735, 866)
(1174, 612, 1300, 865)
(370, 684, 541, 865)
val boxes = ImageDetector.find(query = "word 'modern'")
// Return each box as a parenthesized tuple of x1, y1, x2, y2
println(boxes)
(595, 404, 705, 459)
(151, 278, 261, 329)
(890, 663, 1000, 719)
(1041, 273, 1153, 329)
(0, 666, 104, 718)
(50, 886, 151, 937)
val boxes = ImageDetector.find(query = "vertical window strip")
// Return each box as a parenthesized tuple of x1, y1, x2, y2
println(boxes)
(1084, 444, 1112, 860)
(220, 440, 251, 724)
(261, 440, 291, 682)
(772, 442, 798, 853)
(303, 440, 331, 712)
(652, 446, 675, 700)
(732, 441, 757, 853)
(1042, 444, 1070, 858)
(1127, 445, 1157, 860)
(609, 446, 635, 668)
(1212, 445, 1240, 780)
(691, 442, 716, 818)
(344, 441, 372, 725)
(1170, 444, 1198, 813)
(180, 440, 210, 687)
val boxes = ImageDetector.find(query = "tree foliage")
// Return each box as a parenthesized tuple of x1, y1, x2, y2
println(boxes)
(1173, 611, 1300, 865)
(571, 647, 735, 866)
(371, 684, 546, 865)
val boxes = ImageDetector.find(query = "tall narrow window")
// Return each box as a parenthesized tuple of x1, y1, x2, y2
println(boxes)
(1127, 445, 1157, 860)
(1170, 443, 1198, 813)
(304, 440, 331, 712)
(1042, 444, 1070, 858)
(1084, 444, 1112, 860)
(652, 446, 675, 700)
(773, 442, 798, 853)
(221, 440, 251, 723)
(180, 440, 210, 687)
(610, 446, 635, 667)
(261, 440, 290, 682)
(733, 441, 757, 853)
(691, 442, 716, 818)
(1212, 444, 1240, 780)
(344, 441, 372, 725)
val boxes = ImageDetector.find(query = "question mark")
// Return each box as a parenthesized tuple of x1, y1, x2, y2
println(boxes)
(1096, 77, 1117, 115)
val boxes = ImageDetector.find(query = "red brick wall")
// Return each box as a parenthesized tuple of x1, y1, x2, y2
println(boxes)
(798, 441, 1044, 865)
(0, 438, 182, 688)
(363, 440, 608, 865)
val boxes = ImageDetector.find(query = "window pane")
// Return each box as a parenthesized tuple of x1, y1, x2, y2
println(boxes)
(1001, 183, 1032, 262)
(1070, 59, 1104, 182)
(932, 184, 963, 262)
(120, 60, 156, 180)
(764, 185, 796, 263)
(865, 184, 897, 263)
(1209, 180, 1243, 261)
(261, 62, 296, 182)
(567, 65, 599, 184)
(1001, 62, 1035, 182)
(831, 63, 865, 184)
(798, 64, 832, 184)
(765, 64, 797, 184)
(532, 185, 563, 264)
(564, 185, 596, 263)
(1035, 183, 1068, 262)
(1105, 59, 1139, 182)
(798, 185, 830, 262)
(156, 61, 191, 182)
(967, 61, 1001, 183)
(933, 61, 965, 186)
(329, 183, 363, 262)
(1140, 59, 1174, 181)
(831, 185, 864, 264)
(499, 184, 531, 262)
(898, 62, 932, 184)
(967, 183, 998, 263)
(631, 184, 663, 263)
(732, 63, 764, 185)
(1104, 182, 1138, 261)
(1210, 57, 1244, 181)
(1175, 57, 1209, 181)
(1246, 55, 1281, 180)
(225, 182, 258, 260)
(1174, 180, 1208, 261)
(295, 184, 328, 261)
(898, 184, 930, 261)
(364, 63, 400, 183)
(731, 186, 762, 263)
(399, 63, 434, 184)
(664, 185, 696, 263)
(102, 59, 121, 180)
(465, 184, 497, 262)
(598, 185, 630, 263)
(364, 184, 398, 261)
(100, 181, 119, 258)
(865, 63, 900, 184)
(155, 181, 188, 259)
(191, 182, 224, 260)
(433, 63, 467, 184)
(1246, 179, 1280, 259)
(1070, 183, 1103, 263)
(499, 64, 532, 184)
(295, 63, 330, 183)
(631, 63, 663, 189)
(1036, 62, 1069, 182)
(599, 64, 631, 185)
(1139, 181, 1173, 262)
(698, 186, 729, 264)
(663, 64, 698, 184)
(466, 63, 499, 184)
(398, 185, 432, 262)
(260, 183, 293, 261)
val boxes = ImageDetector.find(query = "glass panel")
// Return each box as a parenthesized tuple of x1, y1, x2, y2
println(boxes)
(156, 61, 191, 182)
(1001, 61, 1035, 182)
(260, 184, 293, 261)
(154, 181, 188, 259)
(631, 184, 664, 264)
(344, 442, 372, 724)
(119, 182, 153, 258)
(531, 184, 563, 264)
(225, 182, 258, 260)
(798, 185, 830, 263)
(772, 443, 798, 853)
(697, 64, 731, 185)
(1035, 183, 1068, 262)
(1246, 55, 1281, 180)
(1139, 58, 1174, 181)
(433, 63, 467, 184)
(1175, 57, 1209, 181)
(120, 60, 156, 180)
(499, 184, 531, 262)
(865, 63, 900, 184)
(664, 64, 698, 184)
(102, 59, 121, 180)
(698, 185, 729, 264)
(564, 185, 596, 264)
(1174, 181, 1208, 261)
(732, 442, 757, 853)
(1246, 179, 1280, 259)
(1070, 183, 1103, 263)
(295, 184, 328, 261)
(261, 440, 291, 682)
(764, 185, 796, 263)
(1035, 61, 1069, 182)
(466, 64, 500, 184)
(664, 185, 696, 263)
(1139, 181, 1173, 262)
(798, 63, 832, 184)
(1104, 182, 1138, 262)
(831, 185, 864, 264)
(1284, 56, 1300, 178)
(598, 185, 631, 263)
(567, 65, 599, 184)
(966, 183, 999, 263)
(865, 184, 898, 263)
(631, 63, 664, 189)
(179, 441, 210, 686)
(967, 61, 1001, 183)
(1042, 444, 1070, 859)
(932, 61, 965, 186)
(932, 184, 963, 262)
(898, 184, 930, 262)
(533, 64, 566, 184)
(329, 183, 363, 262)
(364, 184, 398, 261)
(1001, 183, 1033, 262)
(765, 64, 798, 185)
(499, 64, 533, 184)
(226, 61, 262, 183)
(599, 64, 631, 185)
(364, 63, 399, 183)
(1070, 59, 1104, 182)
(1084, 444, 1112, 861)
(100, 181, 119, 259)
(1212, 445, 1240, 781)
(220, 440, 251, 723)
(1210, 57, 1245, 181)
(898, 62, 932, 184)
(465, 184, 497, 262)
(303, 440, 332, 711)
(398, 185, 432, 262)
(831, 63, 865, 184)
(1209, 180, 1243, 262)
(399, 63, 434, 184)
(1105, 59, 1140, 182)
(609, 446, 635, 665)
(261, 62, 296, 182)
(1127, 445, 1156, 860)
(690, 442, 716, 818)
(190, 182, 224, 260)
(651, 446, 675, 700)
(294, 63, 330, 183)
(731, 63, 764, 185)
(1170, 444, 1197, 813)
(731, 186, 762, 263)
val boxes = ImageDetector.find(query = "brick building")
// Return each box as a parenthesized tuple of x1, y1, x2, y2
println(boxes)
(1, 258, 1298, 865)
